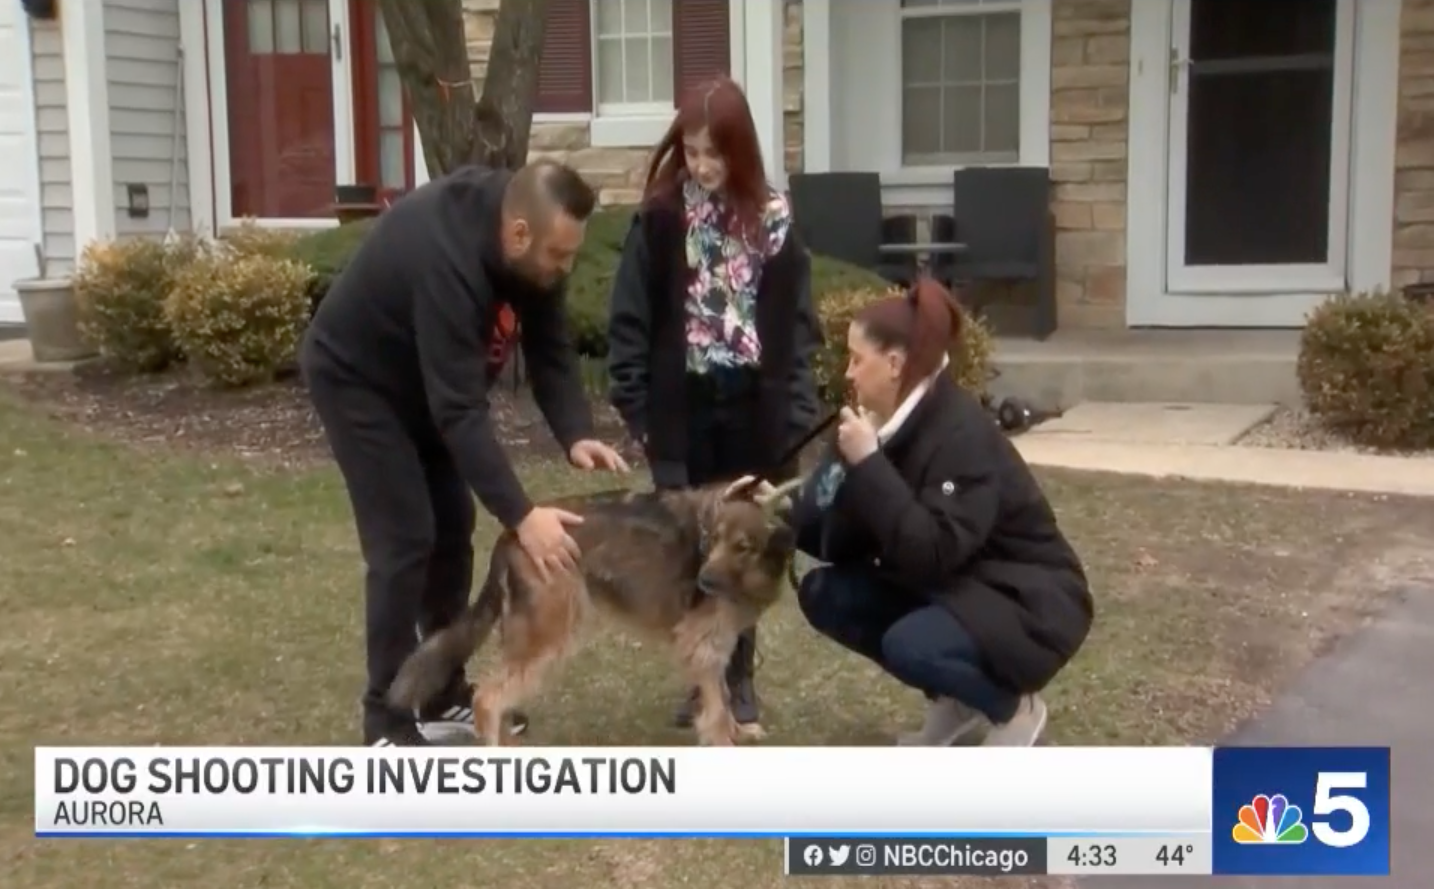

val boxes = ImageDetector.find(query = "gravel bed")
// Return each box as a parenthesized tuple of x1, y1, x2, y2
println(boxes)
(1235, 406, 1432, 459)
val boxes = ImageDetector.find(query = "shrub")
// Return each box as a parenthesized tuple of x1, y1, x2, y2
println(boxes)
(811, 286, 994, 407)
(285, 207, 894, 357)
(74, 238, 197, 372)
(564, 207, 634, 356)
(1297, 290, 1434, 449)
(165, 247, 314, 387)
(224, 219, 303, 259)
(287, 217, 376, 314)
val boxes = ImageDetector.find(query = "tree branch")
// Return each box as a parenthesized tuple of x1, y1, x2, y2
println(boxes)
(473, 0, 552, 168)
(371, 0, 549, 177)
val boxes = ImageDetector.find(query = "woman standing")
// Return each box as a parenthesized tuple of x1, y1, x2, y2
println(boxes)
(607, 77, 822, 732)
(790, 277, 1093, 747)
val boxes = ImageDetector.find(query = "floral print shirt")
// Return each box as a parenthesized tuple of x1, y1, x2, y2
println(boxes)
(682, 178, 794, 374)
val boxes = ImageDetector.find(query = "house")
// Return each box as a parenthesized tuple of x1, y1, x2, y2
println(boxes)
(1, 0, 1429, 332)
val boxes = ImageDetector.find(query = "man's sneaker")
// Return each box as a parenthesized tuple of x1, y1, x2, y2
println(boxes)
(896, 697, 990, 746)
(416, 682, 529, 742)
(366, 720, 432, 747)
(981, 695, 1048, 747)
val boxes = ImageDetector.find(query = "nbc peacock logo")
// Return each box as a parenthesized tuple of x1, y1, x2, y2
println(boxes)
(1232, 793, 1309, 845)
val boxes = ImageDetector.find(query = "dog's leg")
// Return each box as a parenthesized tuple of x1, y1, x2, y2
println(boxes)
(471, 672, 509, 747)
(691, 669, 739, 747)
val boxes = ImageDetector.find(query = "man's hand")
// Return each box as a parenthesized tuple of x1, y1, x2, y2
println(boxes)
(516, 506, 585, 583)
(568, 439, 631, 472)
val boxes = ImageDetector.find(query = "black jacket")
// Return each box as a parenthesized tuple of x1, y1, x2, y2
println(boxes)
(606, 194, 822, 487)
(302, 165, 594, 530)
(791, 375, 1093, 693)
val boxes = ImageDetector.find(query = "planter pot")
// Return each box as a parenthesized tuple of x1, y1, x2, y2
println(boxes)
(21, 0, 58, 21)
(15, 277, 98, 363)
(334, 184, 383, 224)
(334, 183, 378, 205)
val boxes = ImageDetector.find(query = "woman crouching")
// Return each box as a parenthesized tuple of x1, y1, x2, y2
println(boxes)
(791, 278, 1093, 746)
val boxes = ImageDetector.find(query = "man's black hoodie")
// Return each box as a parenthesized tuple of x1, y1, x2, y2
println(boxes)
(303, 166, 595, 529)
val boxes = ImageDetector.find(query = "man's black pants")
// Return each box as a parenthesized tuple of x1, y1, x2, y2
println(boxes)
(303, 359, 474, 730)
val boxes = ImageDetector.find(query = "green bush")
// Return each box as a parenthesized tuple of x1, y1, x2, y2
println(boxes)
(73, 237, 203, 372)
(286, 207, 891, 357)
(166, 247, 315, 388)
(564, 207, 635, 356)
(287, 217, 376, 314)
(1297, 290, 1434, 450)
(811, 286, 994, 407)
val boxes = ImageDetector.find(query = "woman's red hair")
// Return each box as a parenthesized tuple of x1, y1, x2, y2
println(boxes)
(853, 276, 966, 399)
(642, 77, 769, 240)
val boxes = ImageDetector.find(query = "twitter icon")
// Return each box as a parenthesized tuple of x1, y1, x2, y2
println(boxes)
(828, 844, 851, 866)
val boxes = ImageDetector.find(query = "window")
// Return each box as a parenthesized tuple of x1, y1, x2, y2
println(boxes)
(535, 0, 731, 120)
(245, 0, 330, 55)
(899, 0, 1022, 166)
(594, 0, 674, 112)
(372, 11, 411, 192)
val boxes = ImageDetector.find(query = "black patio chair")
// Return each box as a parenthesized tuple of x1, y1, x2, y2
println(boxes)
(788, 172, 913, 285)
(940, 166, 1057, 340)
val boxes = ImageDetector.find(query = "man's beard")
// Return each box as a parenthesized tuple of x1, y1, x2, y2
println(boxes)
(509, 251, 564, 293)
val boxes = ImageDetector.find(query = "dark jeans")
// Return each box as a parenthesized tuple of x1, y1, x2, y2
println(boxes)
(683, 374, 765, 487)
(797, 565, 1020, 724)
(649, 369, 766, 490)
(304, 361, 473, 729)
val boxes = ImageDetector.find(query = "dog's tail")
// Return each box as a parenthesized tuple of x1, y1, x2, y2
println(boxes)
(386, 547, 509, 712)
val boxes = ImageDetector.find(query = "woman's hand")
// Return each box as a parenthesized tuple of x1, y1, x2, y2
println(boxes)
(836, 406, 880, 465)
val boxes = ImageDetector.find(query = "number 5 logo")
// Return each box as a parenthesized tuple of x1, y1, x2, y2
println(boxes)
(1311, 772, 1371, 848)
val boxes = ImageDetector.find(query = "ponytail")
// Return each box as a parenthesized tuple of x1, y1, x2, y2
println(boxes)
(852, 274, 963, 398)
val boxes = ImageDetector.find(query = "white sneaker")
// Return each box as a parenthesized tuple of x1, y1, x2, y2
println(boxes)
(982, 695, 1048, 747)
(896, 697, 990, 746)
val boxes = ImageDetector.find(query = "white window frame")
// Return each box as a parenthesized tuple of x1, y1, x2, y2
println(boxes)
(532, 1, 749, 150)
(591, 0, 675, 118)
(898, 0, 1024, 168)
(817, 0, 1050, 207)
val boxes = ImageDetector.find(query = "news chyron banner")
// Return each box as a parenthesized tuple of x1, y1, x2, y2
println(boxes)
(34, 746, 1389, 877)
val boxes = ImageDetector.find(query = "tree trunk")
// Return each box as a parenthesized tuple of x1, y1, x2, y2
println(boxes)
(373, 0, 550, 176)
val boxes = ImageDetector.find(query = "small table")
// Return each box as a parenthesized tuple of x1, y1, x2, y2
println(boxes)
(877, 241, 967, 257)
(877, 242, 967, 285)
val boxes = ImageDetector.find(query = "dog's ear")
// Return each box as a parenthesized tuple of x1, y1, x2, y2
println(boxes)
(764, 523, 796, 559)
(721, 475, 762, 501)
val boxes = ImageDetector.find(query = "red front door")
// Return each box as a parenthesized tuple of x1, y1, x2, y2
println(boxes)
(223, 0, 336, 218)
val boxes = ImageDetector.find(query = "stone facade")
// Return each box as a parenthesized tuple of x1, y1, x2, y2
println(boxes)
(1048, 0, 1130, 330)
(1394, 0, 1434, 288)
(782, 0, 805, 175)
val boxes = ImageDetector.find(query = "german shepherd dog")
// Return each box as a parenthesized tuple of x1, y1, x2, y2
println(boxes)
(387, 476, 804, 747)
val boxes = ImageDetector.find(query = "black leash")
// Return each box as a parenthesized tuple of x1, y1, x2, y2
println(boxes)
(771, 407, 842, 476)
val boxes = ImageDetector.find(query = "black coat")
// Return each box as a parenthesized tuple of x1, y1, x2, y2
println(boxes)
(791, 375, 1093, 693)
(302, 165, 593, 530)
(605, 194, 822, 488)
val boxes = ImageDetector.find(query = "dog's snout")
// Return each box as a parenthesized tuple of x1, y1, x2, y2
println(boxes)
(696, 570, 721, 596)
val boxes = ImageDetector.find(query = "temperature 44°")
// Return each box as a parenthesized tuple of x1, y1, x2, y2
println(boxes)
(1156, 844, 1194, 867)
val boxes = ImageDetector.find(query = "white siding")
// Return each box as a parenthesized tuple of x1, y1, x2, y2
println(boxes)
(105, 0, 190, 239)
(29, 19, 73, 273)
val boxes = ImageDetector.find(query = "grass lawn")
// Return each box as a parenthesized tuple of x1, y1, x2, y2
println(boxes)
(0, 390, 1427, 888)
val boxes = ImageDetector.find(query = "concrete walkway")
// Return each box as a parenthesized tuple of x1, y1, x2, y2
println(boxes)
(1015, 437, 1434, 498)
(1083, 585, 1432, 887)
